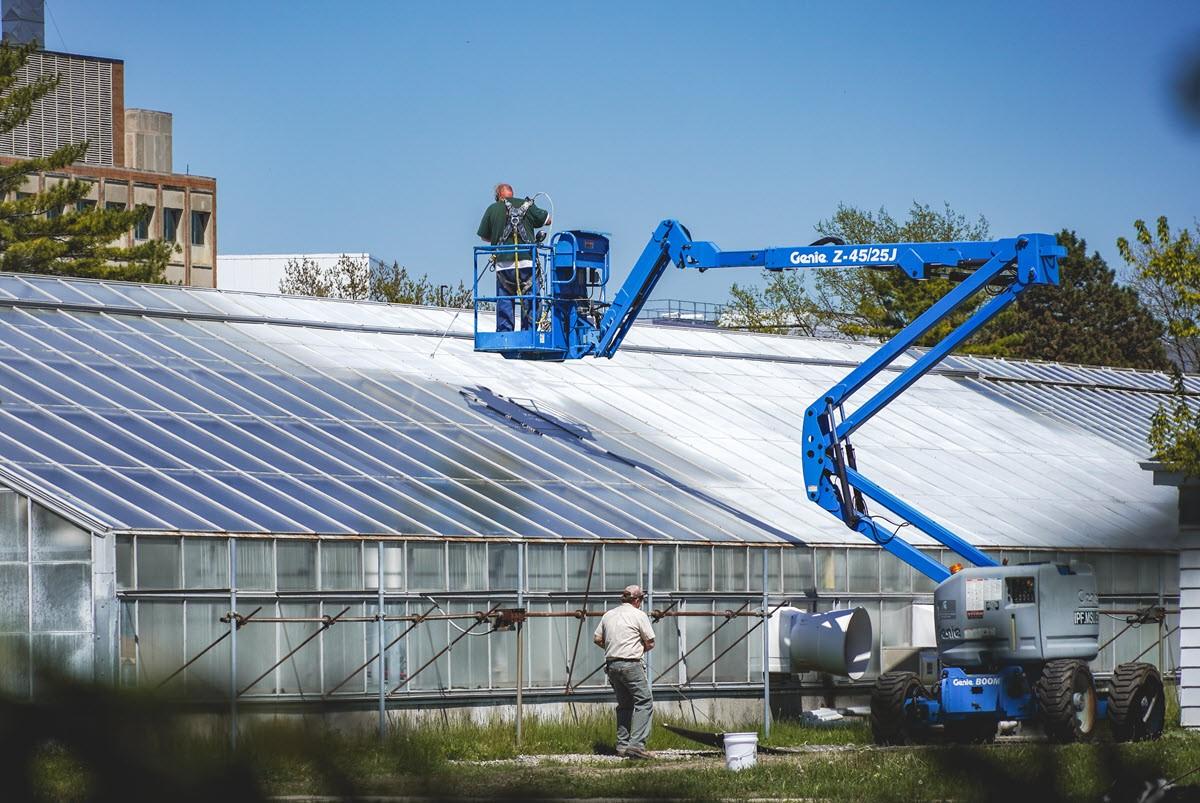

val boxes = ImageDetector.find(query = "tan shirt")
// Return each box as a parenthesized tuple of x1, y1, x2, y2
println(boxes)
(594, 603, 655, 661)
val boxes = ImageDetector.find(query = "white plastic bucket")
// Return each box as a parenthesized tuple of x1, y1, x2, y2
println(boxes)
(723, 731, 758, 771)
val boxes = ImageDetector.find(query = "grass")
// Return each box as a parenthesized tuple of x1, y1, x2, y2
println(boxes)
(18, 692, 1200, 802)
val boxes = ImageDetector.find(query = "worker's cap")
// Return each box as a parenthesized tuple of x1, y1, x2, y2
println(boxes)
(621, 584, 645, 602)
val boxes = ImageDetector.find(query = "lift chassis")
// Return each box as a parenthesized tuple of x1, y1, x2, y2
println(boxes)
(472, 219, 1166, 743)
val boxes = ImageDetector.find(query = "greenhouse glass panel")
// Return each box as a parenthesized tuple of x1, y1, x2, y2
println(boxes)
(321, 541, 362, 590)
(748, 548, 781, 593)
(527, 600, 570, 687)
(713, 608, 748, 682)
(713, 547, 746, 592)
(136, 537, 181, 589)
(1137, 555, 1160, 595)
(115, 535, 132, 590)
(30, 503, 89, 561)
(448, 599, 490, 689)
(490, 601, 517, 688)
(0, 490, 27, 561)
(652, 545, 676, 593)
(277, 541, 316, 591)
(648, 606, 679, 683)
(235, 540, 274, 591)
(448, 542, 487, 590)
(816, 549, 846, 592)
(0, 634, 29, 696)
(1164, 554, 1179, 596)
(408, 612, 448, 691)
(489, 543, 518, 591)
(136, 601, 184, 688)
(881, 600, 910, 648)
(31, 563, 89, 632)
(407, 542, 445, 591)
(184, 538, 229, 589)
(566, 544, 600, 591)
(323, 602, 366, 694)
(1111, 554, 1140, 595)
(605, 545, 639, 590)
(277, 602, 320, 694)
(912, 550, 943, 593)
(681, 600, 714, 683)
(782, 547, 813, 593)
(526, 543, 563, 591)
(848, 549, 879, 593)
(678, 546, 711, 592)
(31, 633, 91, 694)
(881, 554, 910, 593)
(184, 601, 229, 695)
(0, 564, 28, 632)
(365, 542, 404, 590)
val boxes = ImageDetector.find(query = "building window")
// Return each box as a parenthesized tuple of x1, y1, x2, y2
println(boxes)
(105, 201, 125, 212)
(163, 207, 182, 241)
(46, 205, 61, 221)
(190, 211, 209, 246)
(134, 206, 152, 241)
(75, 199, 96, 213)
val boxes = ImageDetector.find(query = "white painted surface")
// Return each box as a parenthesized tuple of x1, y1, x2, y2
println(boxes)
(217, 253, 375, 294)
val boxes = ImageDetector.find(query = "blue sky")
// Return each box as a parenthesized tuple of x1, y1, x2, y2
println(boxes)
(46, 1, 1200, 302)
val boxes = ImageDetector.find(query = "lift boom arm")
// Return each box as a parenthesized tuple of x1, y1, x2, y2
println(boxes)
(477, 219, 1065, 581)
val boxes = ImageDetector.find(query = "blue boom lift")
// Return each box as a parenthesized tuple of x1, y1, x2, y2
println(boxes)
(471, 221, 1166, 744)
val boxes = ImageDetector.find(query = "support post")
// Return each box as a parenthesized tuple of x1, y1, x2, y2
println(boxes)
(229, 538, 238, 751)
(377, 541, 386, 743)
(515, 619, 524, 749)
(762, 549, 771, 738)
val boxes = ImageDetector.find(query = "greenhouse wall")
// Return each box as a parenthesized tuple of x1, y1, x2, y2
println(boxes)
(102, 534, 1182, 704)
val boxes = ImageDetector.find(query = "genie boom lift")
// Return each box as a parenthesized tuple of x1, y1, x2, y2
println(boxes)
(471, 221, 1166, 744)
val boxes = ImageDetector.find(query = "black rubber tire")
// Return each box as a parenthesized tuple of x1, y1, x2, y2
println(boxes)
(943, 717, 998, 745)
(1035, 659, 1098, 743)
(871, 671, 928, 745)
(1109, 662, 1165, 742)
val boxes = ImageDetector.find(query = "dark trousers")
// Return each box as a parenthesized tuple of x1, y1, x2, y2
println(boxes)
(605, 660, 653, 750)
(496, 267, 534, 332)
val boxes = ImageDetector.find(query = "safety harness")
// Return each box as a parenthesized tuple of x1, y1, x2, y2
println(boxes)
(498, 197, 536, 246)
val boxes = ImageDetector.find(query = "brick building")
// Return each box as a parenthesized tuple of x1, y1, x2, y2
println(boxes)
(0, 1, 217, 286)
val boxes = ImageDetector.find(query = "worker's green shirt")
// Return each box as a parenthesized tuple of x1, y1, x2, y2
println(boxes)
(477, 198, 549, 245)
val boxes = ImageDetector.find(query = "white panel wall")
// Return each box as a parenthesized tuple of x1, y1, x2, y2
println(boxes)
(217, 253, 373, 295)
(1181, 536, 1200, 728)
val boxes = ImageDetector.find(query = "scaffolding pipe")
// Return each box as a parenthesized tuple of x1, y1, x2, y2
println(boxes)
(389, 604, 502, 695)
(563, 544, 599, 710)
(324, 602, 440, 697)
(237, 606, 351, 697)
(761, 550, 771, 738)
(653, 603, 751, 684)
(156, 606, 262, 690)
(682, 600, 789, 685)
(377, 542, 385, 743)
(1133, 626, 1179, 664)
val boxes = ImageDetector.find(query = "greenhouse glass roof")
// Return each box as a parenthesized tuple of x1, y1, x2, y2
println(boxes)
(0, 272, 1178, 550)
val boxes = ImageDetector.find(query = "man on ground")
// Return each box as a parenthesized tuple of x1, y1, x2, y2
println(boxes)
(593, 584, 655, 759)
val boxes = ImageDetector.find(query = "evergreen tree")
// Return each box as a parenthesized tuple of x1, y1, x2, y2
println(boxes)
(983, 231, 1168, 369)
(0, 42, 172, 280)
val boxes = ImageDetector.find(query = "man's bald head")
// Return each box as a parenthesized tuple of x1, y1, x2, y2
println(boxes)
(622, 584, 645, 604)
(494, 183, 513, 201)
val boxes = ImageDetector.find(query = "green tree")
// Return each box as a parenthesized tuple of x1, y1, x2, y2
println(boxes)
(1148, 369, 1200, 474)
(982, 230, 1168, 369)
(370, 260, 472, 307)
(1118, 216, 1200, 370)
(0, 43, 171, 280)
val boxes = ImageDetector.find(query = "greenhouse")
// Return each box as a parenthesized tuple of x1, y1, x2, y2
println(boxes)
(0, 273, 1181, 715)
